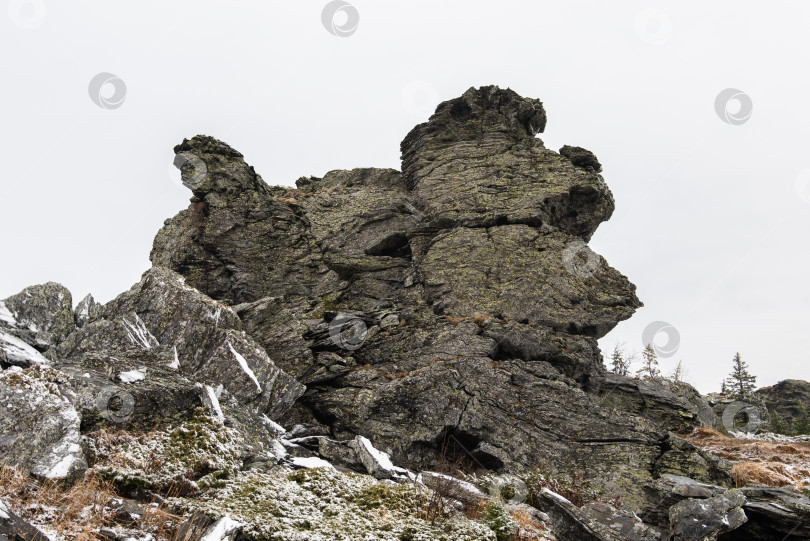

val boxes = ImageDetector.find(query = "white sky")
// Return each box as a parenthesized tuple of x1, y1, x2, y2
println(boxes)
(2, 1, 809, 393)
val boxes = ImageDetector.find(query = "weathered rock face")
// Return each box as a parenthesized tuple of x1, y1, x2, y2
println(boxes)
(2, 283, 74, 350)
(1, 283, 76, 368)
(55, 266, 305, 429)
(145, 85, 735, 522)
(3, 84, 804, 540)
(755, 379, 810, 427)
(596, 374, 719, 433)
(0, 366, 87, 483)
(668, 489, 747, 541)
(728, 486, 810, 541)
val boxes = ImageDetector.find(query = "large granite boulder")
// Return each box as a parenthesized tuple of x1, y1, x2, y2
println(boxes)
(1, 283, 74, 350)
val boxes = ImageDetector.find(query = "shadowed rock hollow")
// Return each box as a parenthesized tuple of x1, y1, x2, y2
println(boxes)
(149, 86, 725, 516)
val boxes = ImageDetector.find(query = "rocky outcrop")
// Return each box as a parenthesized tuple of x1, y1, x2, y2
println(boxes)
(596, 374, 719, 432)
(0, 283, 75, 368)
(55, 266, 304, 427)
(755, 379, 810, 429)
(145, 85, 740, 524)
(4, 85, 799, 540)
(727, 486, 810, 541)
(538, 489, 662, 540)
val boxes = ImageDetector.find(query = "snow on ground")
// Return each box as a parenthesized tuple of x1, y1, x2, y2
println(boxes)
(732, 431, 810, 443)
(0, 498, 10, 519)
(0, 331, 50, 366)
(290, 456, 335, 469)
(118, 368, 146, 384)
(0, 301, 15, 326)
(200, 516, 243, 541)
(122, 314, 159, 350)
(227, 342, 262, 393)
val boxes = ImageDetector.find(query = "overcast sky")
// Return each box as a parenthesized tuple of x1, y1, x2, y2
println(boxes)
(2, 1, 809, 393)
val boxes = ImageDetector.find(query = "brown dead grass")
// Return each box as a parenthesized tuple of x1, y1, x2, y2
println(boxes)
(0, 462, 181, 540)
(682, 427, 810, 492)
(510, 506, 552, 540)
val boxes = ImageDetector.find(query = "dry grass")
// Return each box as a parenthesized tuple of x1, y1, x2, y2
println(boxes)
(682, 427, 810, 492)
(509, 506, 553, 540)
(0, 462, 181, 540)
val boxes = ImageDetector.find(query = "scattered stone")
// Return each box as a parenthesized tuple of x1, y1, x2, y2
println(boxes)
(730, 486, 810, 541)
(172, 511, 214, 541)
(0, 498, 49, 541)
(538, 488, 659, 541)
(669, 489, 747, 540)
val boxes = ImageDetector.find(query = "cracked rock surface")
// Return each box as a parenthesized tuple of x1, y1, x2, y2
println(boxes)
(149, 85, 722, 520)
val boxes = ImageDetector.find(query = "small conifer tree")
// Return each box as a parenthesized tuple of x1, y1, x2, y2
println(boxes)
(723, 352, 756, 399)
(637, 344, 660, 379)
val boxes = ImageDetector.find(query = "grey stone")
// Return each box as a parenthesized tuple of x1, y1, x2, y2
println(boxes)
(669, 489, 747, 540)
(0, 366, 87, 483)
(0, 498, 49, 541)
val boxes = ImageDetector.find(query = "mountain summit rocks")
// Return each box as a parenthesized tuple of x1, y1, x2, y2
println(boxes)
(5, 86, 802, 539)
(149, 85, 716, 519)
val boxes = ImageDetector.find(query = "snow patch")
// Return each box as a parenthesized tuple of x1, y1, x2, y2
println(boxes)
(0, 301, 14, 326)
(201, 516, 243, 541)
(227, 342, 262, 393)
(119, 368, 146, 384)
(122, 314, 159, 350)
(262, 414, 286, 436)
(47, 451, 80, 479)
(169, 346, 180, 369)
(290, 456, 335, 470)
(0, 498, 9, 519)
(0, 331, 50, 366)
(205, 385, 225, 422)
(357, 436, 396, 471)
